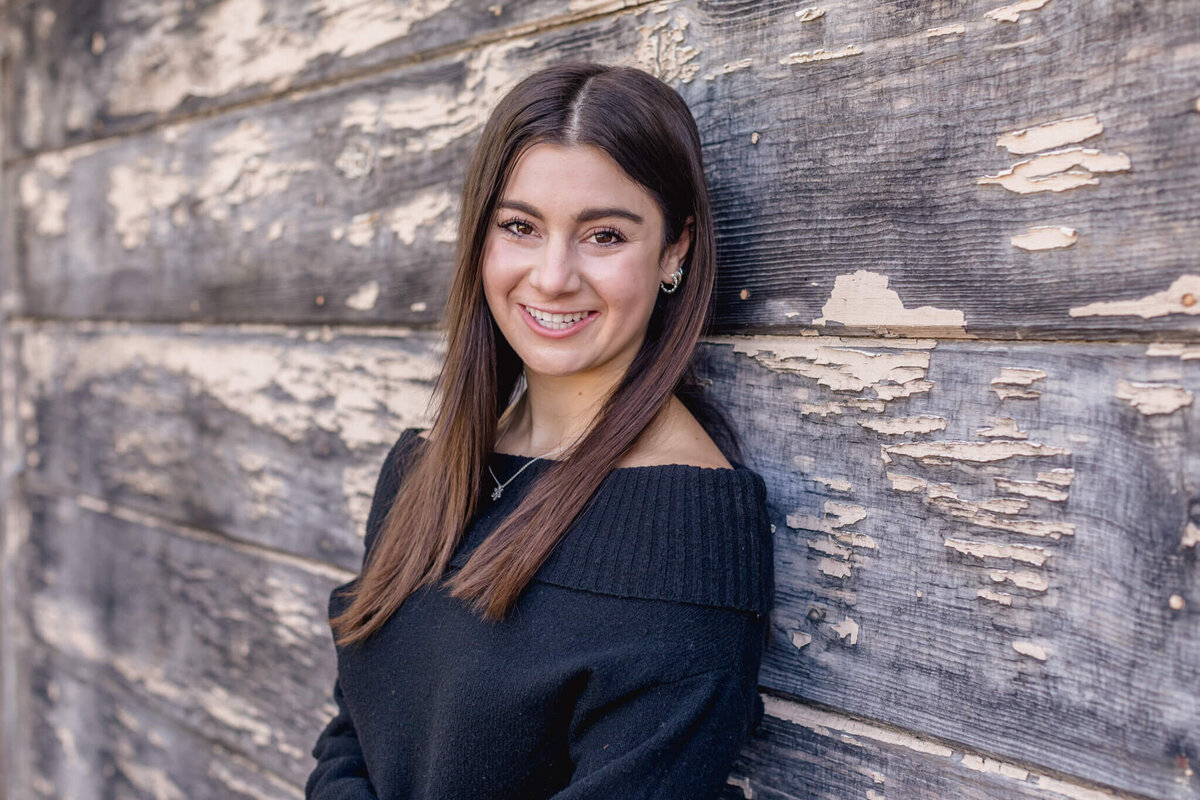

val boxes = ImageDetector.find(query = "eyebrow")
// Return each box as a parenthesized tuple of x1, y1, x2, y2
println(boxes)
(496, 199, 644, 226)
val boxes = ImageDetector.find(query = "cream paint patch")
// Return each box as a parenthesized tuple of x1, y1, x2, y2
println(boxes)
(830, 617, 859, 645)
(991, 367, 1046, 400)
(763, 696, 956, 759)
(1069, 274, 1200, 319)
(1012, 640, 1049, 660)
(387, 190, 457, 245)
(858, 415, 947, 435)
(985, 0, 1050, 23)
(997, 114, 1103, 154)
(994, 478, 1068, 502)
(1183, 523, 1200, 549)
(1011, 225, 1078, 250)
(704, 58, 753, 81)
(883, 439, 1067, 464)
(978, 147, 1131, 194)
(779, 44, 863, 66)
(18, 171, 69, 236)
(976, 418, 1028, 439)
(813, 476, 852, 492)
(927, 23, 966, 37)
(989, 569, 1049, 592)
(196, 120, 319, 223)
(1147, 343, 1200, 360)
(790, 630, 813, 649)
(960, 755, 1030, 781)
(107, 0, 458, 116)
(345, 280, 381, 311)
(977, 588, 1013, 605)
(107, 162, 191, 250)
(634, 13, 701, 84)
(813, 271, 966, 334)
(795, 7, 827, 22)
(1115, 379, 1194, 415)
(945, 538, 1050, 567)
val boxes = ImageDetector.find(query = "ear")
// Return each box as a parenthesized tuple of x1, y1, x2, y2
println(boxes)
(658, 215, 695, 282)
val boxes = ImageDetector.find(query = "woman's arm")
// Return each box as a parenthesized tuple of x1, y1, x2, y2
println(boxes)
(550, 663, 761, 800)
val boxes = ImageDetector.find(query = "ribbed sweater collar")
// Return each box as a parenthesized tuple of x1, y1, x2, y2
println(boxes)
(400, 430, 774, 616)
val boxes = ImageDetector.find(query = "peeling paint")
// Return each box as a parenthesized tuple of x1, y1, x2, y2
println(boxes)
(635, 14, 701, 83)
(977, 588, 1013, 605)
(813, 271, 966, 334)
(886, 472, 927, 493)
(945, 538, 1050, 566)
(858, 415, 947, 436)
(825, 501, 867, 528)
(991, 368, 1046, 400)
(985, 0, 1050, 23)
(790, 631, 813, 649)
(1115, 379, 1194, 415)
(831, 617, 859, 645)
(1037, 468, 1075, 486)
(813, 476, 852, 492)
(884, 439, 1068, 464)
(817, 558, 853, 579)
(1069, 274, 1200, 319)
(994, 478, 1068, 502)
(996, 114, 1102, 154)
(704, 58, 753, 81)
(794, 7, 826, 22)
(1011, 225, 1078, 250)
(976, 418, 1028, 439)
(345, 281, 381, 311)
(1012, 640, 1049, 660)
(993, 386, 1041, 400)
(927, 23, 966, 37)
(18, 171, 69, 236)
(960, 755, 1030, 780)
(1147, 343, 1200, 360)
(834, 532, 877, 550)
(990, 570, 1049, 592)
(108, 163, 191, 250)
(978, 147, 1131, 194)
(763, 696, 955, 758)
(808, 537, 852, 559)
(387, 190, 457, 245)
(779, 44, 863, 66)
(1183, 522, 1200, 549)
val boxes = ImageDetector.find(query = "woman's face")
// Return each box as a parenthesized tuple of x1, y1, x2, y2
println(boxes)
(481, 143, 690, 387)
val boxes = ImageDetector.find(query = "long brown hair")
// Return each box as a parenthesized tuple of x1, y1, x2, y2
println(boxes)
(331, 63, 740, 645)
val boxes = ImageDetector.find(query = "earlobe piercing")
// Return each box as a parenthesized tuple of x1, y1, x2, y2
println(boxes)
(660, 267, 683, 294)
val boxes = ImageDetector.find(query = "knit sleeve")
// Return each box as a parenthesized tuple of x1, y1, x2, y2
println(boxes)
(549, 665, 760, 800)
(305, 429, 419, 800)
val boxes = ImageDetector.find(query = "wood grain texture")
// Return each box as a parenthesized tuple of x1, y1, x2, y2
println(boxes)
(19, 489, 350, 793)
(7, 0, 1199, 337)
(5, 0, 650, 155)
(697, 334, 1200, 799)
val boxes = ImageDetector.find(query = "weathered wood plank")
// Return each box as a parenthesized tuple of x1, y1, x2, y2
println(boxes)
(697, 334, 1200, 799)
(19, 641, 302, 799)
(8, 0, 1200, 337)
(17, 319, 1200, 796)
(16, 321, 440, 571)
(20, 489, 350, 791)
(6, 0, 650, 156)
(718, 694, 1144, 800)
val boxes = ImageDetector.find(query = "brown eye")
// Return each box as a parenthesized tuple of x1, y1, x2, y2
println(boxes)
(591, 228, 624, 246)
(498, 219, 535, 237)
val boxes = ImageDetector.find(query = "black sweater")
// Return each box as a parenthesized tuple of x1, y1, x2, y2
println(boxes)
(305, 428, 775, 800)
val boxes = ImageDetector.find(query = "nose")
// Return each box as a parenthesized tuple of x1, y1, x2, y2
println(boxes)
(527, 236, 581, 296)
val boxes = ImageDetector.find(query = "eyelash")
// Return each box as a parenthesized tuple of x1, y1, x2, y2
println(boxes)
(496, 217, 626, 247)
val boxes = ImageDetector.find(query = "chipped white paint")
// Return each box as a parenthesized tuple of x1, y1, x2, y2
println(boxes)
(960, 755, 1030, 780)
(18, 171, 69, 236)
(790, 630, 813, 650)
(991, 368, 1046, 400)
(831, 617, 859, 645)
(763, 696, 955, 759)
(993, 386, 1040, 400)
(926, 23, 966, 37)
(976, 418, 1028, 439)
(978, 147, 1131, 194)
(813, 271, 966, 334)
(108, 163, 191, 249)
(635, 13, 701, 84)
(989, 570, 1049, 592)
(332, 211, 381, 247)
(115, 759, 187, 800)
(704, 58, 753, 81)
(886, 472, 927, 493)
(387, 190, 457, 245)
(994, 478, 1069, 502)
(726, 775, 754, 798)
(985, 0, 1051, 23)
(107, 0, 458, 116)
(1183, 523, 1200, 549)
(779, 44, 864, 66)
(813, 476, 852, 492)
(808, 537, 852, 559)
(996, 114, 1103, 154)
(1115, 379, 1194, 415)
(977, 588, 1014, 606)
(1011, 225, 1078, 250)
(825, 501, 867, 528)
(197, 120, 319, 223)
(1012, 640, 1049, 660)
(945, 538, 1050, 567)
(345, 281, 381, 312)
(1147, 343, 1200, 360)
(794, 7, 826, 22)
(817, 558, 853, 579)
(858, 415, 947, 436)
(411, 301, 428, 313)
(884, 439, 1068, 464)
(834, 532, 877, 550)
(1069, 274, 1200, 319)
(1037, 468, 1075, 486)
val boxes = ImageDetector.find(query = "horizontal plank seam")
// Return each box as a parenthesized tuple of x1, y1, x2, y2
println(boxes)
(1, 0, 662, 170)
(24, 638, 306, 798)
(19, 478, 356, 582)
(756, 688, 1158, 800)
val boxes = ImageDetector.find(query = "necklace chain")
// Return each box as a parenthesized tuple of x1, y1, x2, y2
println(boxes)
(487, 441, 572, 500)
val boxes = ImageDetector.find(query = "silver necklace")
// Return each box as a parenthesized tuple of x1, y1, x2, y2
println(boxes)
(487, 442, 571, 500)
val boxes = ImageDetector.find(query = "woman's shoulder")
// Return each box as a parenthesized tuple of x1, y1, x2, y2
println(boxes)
(615, 397, 733, 471)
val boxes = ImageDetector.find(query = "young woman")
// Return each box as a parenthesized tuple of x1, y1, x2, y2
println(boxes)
(305, 63, 775, 800)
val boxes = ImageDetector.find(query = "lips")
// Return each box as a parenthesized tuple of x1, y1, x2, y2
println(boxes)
(519, 304, 598, 336)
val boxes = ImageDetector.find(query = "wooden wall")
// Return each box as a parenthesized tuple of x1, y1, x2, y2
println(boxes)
(1, 0, 1197, 797)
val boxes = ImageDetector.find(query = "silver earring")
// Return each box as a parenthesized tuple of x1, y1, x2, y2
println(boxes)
(660, 267, 683, 294)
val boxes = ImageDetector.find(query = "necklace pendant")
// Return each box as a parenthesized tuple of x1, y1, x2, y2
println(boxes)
(492, 486, 503, 501)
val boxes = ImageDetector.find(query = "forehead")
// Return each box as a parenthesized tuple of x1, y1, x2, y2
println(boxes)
(500, 143, 657, 216)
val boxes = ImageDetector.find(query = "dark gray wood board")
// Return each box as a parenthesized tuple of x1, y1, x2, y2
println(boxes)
(14, 322, 442, 572)
(8, 0, 1200, 338)
(19, 488, 353, 791)
(20, 641, 301, 799)
(696, 333, 1200, 799)
(719, 694, 1145, 800)
(5, 0, 650, 157)
(17, 320, 1200, 796)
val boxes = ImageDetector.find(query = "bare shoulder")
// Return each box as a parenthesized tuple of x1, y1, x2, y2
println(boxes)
(618, 398, 734, 470)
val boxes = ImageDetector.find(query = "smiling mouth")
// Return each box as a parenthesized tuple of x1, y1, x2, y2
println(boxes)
(522, 305, 595, 330)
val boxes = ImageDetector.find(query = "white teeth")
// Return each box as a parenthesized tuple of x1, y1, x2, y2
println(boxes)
(525, 306, 589, 330)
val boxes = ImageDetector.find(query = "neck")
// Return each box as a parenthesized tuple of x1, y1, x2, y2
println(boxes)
(498, 369, 618, 457)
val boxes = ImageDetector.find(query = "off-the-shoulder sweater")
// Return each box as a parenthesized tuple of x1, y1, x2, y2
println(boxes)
(305, 427, 775, 800)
